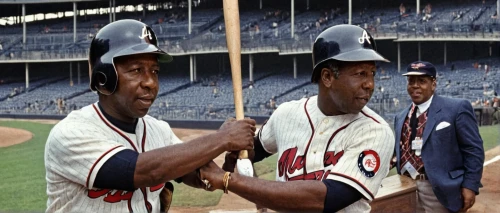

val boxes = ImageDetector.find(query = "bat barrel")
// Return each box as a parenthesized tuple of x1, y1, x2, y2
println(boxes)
(223, 0, 244, 120)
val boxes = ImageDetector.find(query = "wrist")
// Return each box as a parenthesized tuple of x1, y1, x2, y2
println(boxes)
(227, 172, 239, 192)
(216, 131, 233, 151)
(212, 132, 230, 152)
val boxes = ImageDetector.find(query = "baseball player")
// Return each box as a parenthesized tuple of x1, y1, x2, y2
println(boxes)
(200, 25, 395, 212)
(44, 19, 256, 213)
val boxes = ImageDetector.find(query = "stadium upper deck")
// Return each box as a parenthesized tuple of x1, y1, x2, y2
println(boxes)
(0, 0, 499, 62)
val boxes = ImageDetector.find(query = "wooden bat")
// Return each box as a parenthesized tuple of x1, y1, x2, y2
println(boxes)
(222, 0, 253, 177)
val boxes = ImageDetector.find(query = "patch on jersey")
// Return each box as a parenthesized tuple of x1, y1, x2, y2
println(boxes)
(357, 150, 380, 178)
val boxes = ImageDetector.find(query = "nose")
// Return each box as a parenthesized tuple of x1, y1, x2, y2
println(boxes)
(362, 76, 375, 91)
(141, 70, 158, 90)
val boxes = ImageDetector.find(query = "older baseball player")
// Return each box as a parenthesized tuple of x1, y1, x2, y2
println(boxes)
(44, 19, 256, 213)
(200, 25, 395, 212)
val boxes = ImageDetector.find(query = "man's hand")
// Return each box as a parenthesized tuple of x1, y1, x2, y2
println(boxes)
(222, 148, 256, 172)
(459, 188, 476, 212)
(199, 161, 226, 191)
(222, 151, 239, 172)
(180, 170, 206, 189)
(218, 118, 256, 151)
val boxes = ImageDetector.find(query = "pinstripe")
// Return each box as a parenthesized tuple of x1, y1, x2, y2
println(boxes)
(45, 103, 181, 213)
(259, 96, 395, 212)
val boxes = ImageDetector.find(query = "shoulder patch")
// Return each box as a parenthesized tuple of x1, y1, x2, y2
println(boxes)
(357, 150, 380, 178)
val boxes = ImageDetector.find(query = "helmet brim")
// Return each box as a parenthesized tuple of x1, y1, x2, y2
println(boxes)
(332, 48, 390, 63)
(312, 48, 389, 72)
(114, 43, 173, 63)
(311, 49, 390, 83)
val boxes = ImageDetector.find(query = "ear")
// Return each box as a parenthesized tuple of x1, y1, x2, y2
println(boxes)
(321, 68, 334, 88)
(432, 79, 437, 92)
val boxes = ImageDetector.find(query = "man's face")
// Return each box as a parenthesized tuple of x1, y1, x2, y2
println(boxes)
(104, 53, 160, 122)
(406, 75, 435, 105)
(324, 61, 376, 115)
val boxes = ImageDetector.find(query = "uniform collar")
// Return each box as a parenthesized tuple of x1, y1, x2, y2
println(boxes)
(97, 102, 138, 134)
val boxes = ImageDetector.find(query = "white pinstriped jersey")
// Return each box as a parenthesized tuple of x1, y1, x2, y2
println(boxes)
(259, 96, 394, 212)
(44, 103, 182, 213)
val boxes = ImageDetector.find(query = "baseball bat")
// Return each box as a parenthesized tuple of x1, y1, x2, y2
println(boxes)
(222, 0, 253, 176)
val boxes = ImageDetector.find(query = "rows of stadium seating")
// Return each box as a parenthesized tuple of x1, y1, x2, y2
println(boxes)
(0, 58, 497, 122)
(1, 1, 498, 60)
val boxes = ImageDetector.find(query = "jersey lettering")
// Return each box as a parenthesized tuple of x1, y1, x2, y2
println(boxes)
(150, 183, 164, 192)
(279, 147, 344, 181)
(88, 189, 134, 203)
(260, 96, 394, 211)
(278, 147, 304, 179)
(324, 150, 344, 167)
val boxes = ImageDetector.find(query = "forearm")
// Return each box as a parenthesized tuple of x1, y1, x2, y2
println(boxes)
(134, 132, 226, 188)
(228, 173, 326, 212)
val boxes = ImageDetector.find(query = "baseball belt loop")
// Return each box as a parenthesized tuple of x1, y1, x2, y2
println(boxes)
(418, 174, 426, 180)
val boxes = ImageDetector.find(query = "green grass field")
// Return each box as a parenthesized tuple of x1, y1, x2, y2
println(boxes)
(0, 120, 497, 211)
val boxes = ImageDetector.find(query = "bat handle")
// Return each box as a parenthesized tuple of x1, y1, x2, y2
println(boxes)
(239, 150, 249, 159)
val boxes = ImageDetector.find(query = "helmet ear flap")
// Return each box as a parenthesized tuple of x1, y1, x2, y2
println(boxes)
(95, 71, 108, 86)
(92, 68, 117, 95)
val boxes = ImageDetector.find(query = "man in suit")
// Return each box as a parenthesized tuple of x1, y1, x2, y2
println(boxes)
(393, 61, 484, 212)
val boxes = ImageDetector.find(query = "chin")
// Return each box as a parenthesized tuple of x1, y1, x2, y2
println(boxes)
(411, 99, 422, 105)
(136, 109, 150, 118)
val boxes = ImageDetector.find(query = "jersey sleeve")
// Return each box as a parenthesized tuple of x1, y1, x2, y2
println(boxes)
(258, 106, 282, 154)
(326, 122, 395, 201)
(159, 120, 183, 145)
(45, 121, 129, 190)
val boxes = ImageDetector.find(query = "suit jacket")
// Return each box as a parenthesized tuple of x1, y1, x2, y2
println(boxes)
(394, 95, 484, 212)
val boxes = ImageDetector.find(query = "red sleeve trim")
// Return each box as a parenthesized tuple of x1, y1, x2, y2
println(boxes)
(329, 172, 374, 200)
(86, 145, 123, 189)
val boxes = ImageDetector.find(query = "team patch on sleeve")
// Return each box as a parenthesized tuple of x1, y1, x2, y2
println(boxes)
(357, 150, 380, 178)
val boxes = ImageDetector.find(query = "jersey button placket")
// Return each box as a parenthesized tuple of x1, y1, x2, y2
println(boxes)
(308, 119, 330, 171)
(319, 118, 329, 135)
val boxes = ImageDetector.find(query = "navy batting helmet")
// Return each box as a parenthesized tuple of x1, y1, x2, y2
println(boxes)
(311, 24, 389, 83)
(89, 19, 172, 94)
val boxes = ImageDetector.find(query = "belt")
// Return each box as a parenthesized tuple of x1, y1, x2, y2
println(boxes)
(415, 173, 428, 180)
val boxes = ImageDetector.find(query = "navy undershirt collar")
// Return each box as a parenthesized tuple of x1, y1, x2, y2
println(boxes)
(97, 102, 137, 134)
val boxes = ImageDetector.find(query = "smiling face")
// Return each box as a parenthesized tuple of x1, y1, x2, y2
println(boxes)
(319, 61, 376, 115)
(406, 75, 436, 105)
(99, 53, 160, 123)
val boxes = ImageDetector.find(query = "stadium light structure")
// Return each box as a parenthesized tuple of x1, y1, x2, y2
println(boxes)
(348, 0, 352, 25)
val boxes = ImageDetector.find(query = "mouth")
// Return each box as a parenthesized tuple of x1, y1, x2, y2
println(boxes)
(411, 92, 421, 98)
(356, 97, 370, 104)
(137, 96, 155, 108)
